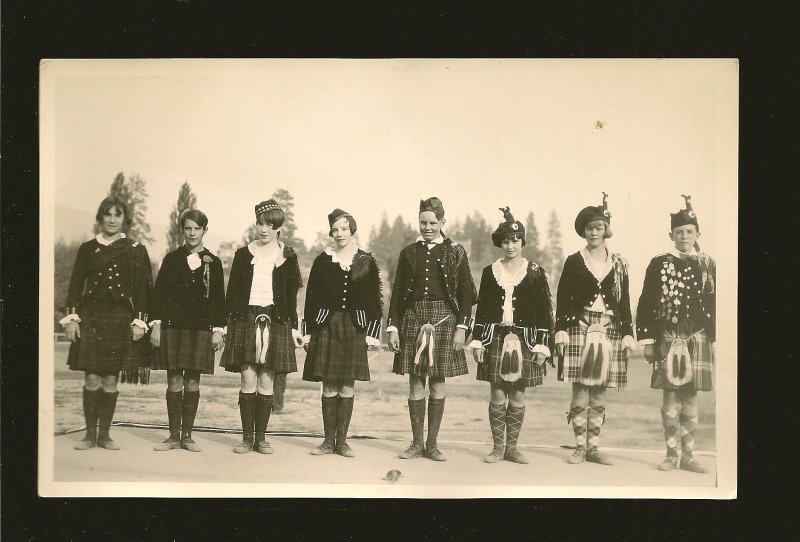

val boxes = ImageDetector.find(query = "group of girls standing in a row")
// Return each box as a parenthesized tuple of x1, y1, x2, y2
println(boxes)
(62, 192, 715, 474)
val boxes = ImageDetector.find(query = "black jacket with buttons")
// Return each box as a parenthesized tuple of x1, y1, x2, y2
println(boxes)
(224, 243, 302, 328)
(303, 249, 383, 339)
(64, 236, 153, 321)
(387, 237, 477, 329)
(151, 247, 226, 331)
(555, 251, 633, 337)
(473, 260, 555, 351)
(635, 252, 716, 343)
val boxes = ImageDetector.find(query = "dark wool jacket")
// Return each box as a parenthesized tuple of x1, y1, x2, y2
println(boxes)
(473, 260, 555, 351)
(151, 246, 226, 331)
(64, 236, 153, 322)
(303, 248, 383, 339)
(636, 252, 716, 343)
(555, 251, 633, 337)
(224, 243, 302, 328)
(387, 237, 477, 329)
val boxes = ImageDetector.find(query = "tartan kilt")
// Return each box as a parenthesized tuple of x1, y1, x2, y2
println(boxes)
(151, 327, 215, 374)
(67, 300, 151, 384)
(651, 324, 713, 391)
(303, 311, 370, 382)
(219, 305, 297, 374)
(392, 300, 468, 378)
(476, 329, 544, 387)
(563, 310, 628, 389)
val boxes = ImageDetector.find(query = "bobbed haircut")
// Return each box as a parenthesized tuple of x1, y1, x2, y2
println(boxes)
(180, 209, 209, 229)
(329, 215, 358, 237)
(256, 208, 285, 229)
(582, 219, 613, 239)
(500, 232, 526, 245)
(96, 196, 133, 228)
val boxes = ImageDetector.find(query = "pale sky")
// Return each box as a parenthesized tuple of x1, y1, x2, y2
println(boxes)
(42, 59, 738, 300)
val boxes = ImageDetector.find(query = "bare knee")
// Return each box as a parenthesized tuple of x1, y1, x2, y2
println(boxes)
(84, 373, 102, 390)
(167, 371, 184, 392)
(408, 375, 425, 400)
(338, 381, 355, 398)
(183, 371, 201, 392)
(570, 383, 589, 407)
(101, 374, 118, 392)
(588, 387, 605, 408)
(429, 377, 445, 399)
(322, 381, 338, 398)
(257, 370, 275, 395)
(240, 366, 257, 393)
(508, 384, 526, 407)
(489, 383, 508, 405)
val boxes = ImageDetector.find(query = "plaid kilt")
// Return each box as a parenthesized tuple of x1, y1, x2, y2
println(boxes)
(651, 324, 713, 391)
(392, 300, 468, 378)
(563, 310, 628, 389)
(151, 327, 215, 374)
(219, 305, 297, 374)
(303, 311, 370, 383)
(67, 300, 151, 383)
(476, 329, 545, 387)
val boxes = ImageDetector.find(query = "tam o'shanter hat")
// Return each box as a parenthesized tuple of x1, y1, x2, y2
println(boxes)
(254, 199, 281, 218)
(491, 206, 527, 248)
(419, 197, 445, 219)
(670, 194, 699, 230)
(328, 208, 357, 234)
(574, 192, 611, 236)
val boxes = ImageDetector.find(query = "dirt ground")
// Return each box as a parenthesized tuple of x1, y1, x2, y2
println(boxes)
(51, 343, 716, 453)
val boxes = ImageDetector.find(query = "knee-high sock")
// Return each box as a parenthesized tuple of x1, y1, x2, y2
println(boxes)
(426, 397, 445, 450)
(321, 395, 338, 445)
(505, 404, 525, 451)
(661, 406, 680, 458)
(336, 396, 354, 446)
(680, 412, 699, 457)
(254, 393, 273, 442)
(82, 387, 101, 441)
(488, 403, 506, 450)
(408, 398, 426, 445)
(181, 390, 199, 440)
(238, 391, 256, 441)
(587, 405, 605, 453)
(569, 405, 588, 452)
(165, 390, 183, 440)
(97, 390, 119, 441)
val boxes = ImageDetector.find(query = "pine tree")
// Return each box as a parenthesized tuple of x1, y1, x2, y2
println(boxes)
(166, 182, 198, 252)
(521, 211, 545, 264)
(271, 188, 306, 255)
(545, 210, 564, 290)
(95, 172, 155, 246)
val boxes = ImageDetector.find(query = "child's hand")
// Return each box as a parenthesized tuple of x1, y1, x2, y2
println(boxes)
(643, 344, 656, 363)
(65, 321, 81, 343)
(131, 325, 145, 342)
(212, 330, 224, 351)
(472, 347, 484, 364)
(452, 328, 466, 350)
(388, 331, 400, 353)
(150, 323, 161, 347)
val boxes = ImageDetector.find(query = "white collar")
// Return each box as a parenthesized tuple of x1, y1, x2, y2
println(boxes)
(670, 246, 698, 259)
(415, 234, 444, 245)
(580, 247, 613, 281)
(248, 240, 286, 267)
(95, 233, 126, 246)
(326, 243, 360, 270)
(491, 258, 528, 291)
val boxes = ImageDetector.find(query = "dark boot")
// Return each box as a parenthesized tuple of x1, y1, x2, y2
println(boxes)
(254, 393, 274, 454)
(97, 390, 120, 450)
(234, 391, 256, 454)
(311, 395, 337, 455)
(154, 390, 182, 451)
(399, 398, 426, 459)
(483, 402, 506, 463)
(335, 396, 355, 458)
(74, 387, 100, 450)
(272, 373, 286, 414)
(504, 404, 528, 464)
(423, 397, 447, 461)
(180, 390, 202, 452)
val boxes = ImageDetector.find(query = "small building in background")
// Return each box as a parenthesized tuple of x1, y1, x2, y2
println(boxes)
(217, 241, 237, 289)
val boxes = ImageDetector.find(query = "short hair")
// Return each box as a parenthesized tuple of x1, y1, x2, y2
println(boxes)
(95, 196, 133, 228)
(603, 223, 613, 239)
(256, 208, 285, 229)
(180, 209, 209, 229)
(583, 219, 612, 239)
(501, 232, 526, 245)
(329, 215, 358, 238)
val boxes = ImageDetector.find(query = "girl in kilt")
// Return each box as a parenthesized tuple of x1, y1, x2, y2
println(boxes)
(470, 207, 555, 465)
(302, 209, 383, 458)
(149, 209, 225, 453)
(60, 196, 153, 451)
(220, 200, 304, 454)
(636, 195, 715, 474)
(555, 193, 636, 466)
(387, 197, 477, 462)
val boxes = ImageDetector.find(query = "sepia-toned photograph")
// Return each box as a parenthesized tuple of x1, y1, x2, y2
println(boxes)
(38, 58, 738, 498)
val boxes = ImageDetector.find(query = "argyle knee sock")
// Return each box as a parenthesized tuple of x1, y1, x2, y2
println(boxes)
(569, 405, 588, 453)
(505, 404, 525, 452)
(587, 405, 605, 453)
(661, 406, 680, 458)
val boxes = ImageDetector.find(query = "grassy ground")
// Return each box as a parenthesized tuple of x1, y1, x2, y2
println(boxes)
(52, 343, 716, 451)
